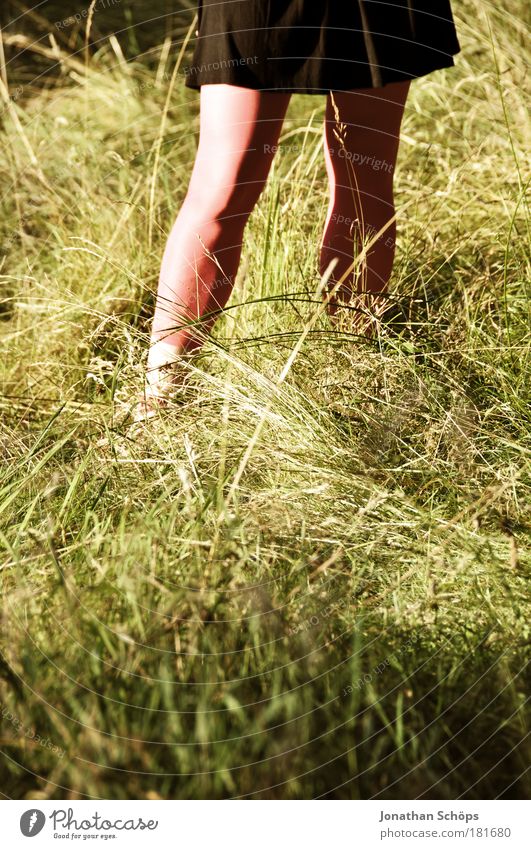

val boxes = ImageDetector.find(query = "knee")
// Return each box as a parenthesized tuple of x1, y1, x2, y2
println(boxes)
(185, 174, 264, 226)
(329, 173, 395, 210)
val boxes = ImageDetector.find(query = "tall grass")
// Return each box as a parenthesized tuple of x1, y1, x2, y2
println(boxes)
(0, 0, 529, 799)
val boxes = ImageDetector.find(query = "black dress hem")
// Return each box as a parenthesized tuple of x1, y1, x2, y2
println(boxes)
(184, 56, 459, 94)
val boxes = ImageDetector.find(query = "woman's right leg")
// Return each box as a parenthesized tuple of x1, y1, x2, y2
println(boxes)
(147, 84, 291, 387)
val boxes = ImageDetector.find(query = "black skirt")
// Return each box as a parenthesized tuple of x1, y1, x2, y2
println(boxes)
(184, 0, 461, 93)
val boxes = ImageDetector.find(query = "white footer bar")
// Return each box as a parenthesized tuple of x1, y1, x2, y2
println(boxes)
(3, 799, 528, 848)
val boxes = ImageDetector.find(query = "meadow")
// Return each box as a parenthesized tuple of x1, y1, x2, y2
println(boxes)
(0, 0, 529, 798)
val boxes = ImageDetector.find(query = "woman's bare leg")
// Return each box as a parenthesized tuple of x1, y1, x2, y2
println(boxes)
(147, 84, 291, 388)
(320, 81, 410, 329)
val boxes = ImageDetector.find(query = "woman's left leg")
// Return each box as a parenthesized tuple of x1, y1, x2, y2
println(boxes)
(320, 81, 410, 325)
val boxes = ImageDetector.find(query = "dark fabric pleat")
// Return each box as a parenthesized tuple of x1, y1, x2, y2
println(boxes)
(357, 0, 383, 88)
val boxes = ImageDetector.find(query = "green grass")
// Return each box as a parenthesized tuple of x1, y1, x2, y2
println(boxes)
(0, 0, 529, 799)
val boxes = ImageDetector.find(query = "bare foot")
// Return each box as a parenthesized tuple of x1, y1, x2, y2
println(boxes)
(133, 340, 191, 423)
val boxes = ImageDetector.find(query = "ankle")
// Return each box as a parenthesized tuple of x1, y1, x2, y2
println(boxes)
(147, 338, 185, 368)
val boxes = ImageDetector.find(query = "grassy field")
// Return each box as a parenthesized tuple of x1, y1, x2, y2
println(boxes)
(0, 0, 529, 799)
